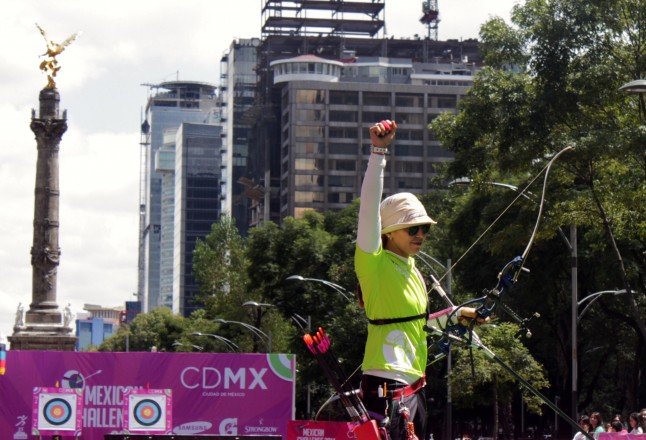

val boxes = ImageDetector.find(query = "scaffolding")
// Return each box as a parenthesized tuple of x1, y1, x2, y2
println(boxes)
(261, 0, 385, 38)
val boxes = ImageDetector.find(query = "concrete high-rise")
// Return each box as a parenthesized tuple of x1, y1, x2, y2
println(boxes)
(138, 81, 216, 312)
(246, 0, 482, 224)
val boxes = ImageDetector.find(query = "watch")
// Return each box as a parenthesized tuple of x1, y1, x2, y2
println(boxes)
(370, 145, 389, 155)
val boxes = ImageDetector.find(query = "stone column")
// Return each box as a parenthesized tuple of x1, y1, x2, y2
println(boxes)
(9, 88, 77, 351)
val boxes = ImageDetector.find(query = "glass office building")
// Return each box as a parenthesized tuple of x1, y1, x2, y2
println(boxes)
(172, 123, 222, 316)
(218, 38, 259, 235)
(139, 81, 216, 312)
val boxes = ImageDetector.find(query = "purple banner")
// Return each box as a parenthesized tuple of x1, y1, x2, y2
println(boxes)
(0, 351, 295, 439)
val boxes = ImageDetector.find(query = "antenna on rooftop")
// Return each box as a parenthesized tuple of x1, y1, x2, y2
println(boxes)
(420, 0, 440, 41)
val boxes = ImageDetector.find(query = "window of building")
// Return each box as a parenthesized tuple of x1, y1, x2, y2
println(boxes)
(296, 109, 325, 122)
(295, 158, 324, 171)
(295, 191, 325, 203)
(396, 129, 424, 141)
(362, 111, 390, 123)
(395, 112, 424, 124)
(294, 142, 325, 154)
(396, 177, 423, 189)
(395, 94, 424, 107)
(395, 161, 423, 173)
(394, 144, 423, 156)
(328, 175, 355, 187)
(294, 125, 324, 138)
(329, 126, 358, 139)
(295, 174, 324, 186)
(296, 89, 325, 104)
(329, 110, 358, 122)
(330, 91, 359, 105)
(436, 95, 457, 108)
(363, 92, 390, 106)
(328, 192, 355, 203)
(390, 67, 410, 76)
(330, 159, 356, 171)
(329, 143, 358, 155)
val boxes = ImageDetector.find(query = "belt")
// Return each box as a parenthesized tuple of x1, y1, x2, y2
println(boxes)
(382, 375, 426, 400)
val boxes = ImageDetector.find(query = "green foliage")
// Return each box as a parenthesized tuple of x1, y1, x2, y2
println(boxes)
(432, 0, 645, 417)
(193, 215, 249, 317)
(99, 307, 187, 352)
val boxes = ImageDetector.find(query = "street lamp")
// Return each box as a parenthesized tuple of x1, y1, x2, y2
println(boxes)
(577, 290, 627, 322)
(620, 79, 646, 118)
(190, 332, 239, 352)
(172, 340, 203, 351)
(285, 275, 353, 302)
(619, 79, 646, 93)
(242, 301, 275, 352)
(214, 318, 272, 352)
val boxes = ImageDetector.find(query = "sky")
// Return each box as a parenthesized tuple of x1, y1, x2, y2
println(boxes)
(0, 0, 520, 343)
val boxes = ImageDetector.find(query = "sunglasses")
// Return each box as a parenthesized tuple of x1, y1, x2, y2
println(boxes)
(407, 224, 431, 236)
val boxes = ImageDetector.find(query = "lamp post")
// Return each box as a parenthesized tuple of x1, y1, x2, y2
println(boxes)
(214, 318, 271, 352)
(285, 275, 353, 302)
(242, 301, 275, 352)
(190, 332, 239, 352)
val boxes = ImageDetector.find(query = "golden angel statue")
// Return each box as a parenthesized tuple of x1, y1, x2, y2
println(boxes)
(36, 23, 82, 89)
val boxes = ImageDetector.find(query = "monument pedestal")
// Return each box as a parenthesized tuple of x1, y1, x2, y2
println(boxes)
(9, 326, 76, 351)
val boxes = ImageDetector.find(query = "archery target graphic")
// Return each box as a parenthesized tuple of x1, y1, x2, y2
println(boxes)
(123, 389, 172, 433)
(133, 398, 162, 426)
(43, 397, 72, 425)
(32, 388, 83, 435)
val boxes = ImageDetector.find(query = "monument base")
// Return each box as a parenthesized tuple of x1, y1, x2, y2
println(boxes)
(9, 324, 76, 350)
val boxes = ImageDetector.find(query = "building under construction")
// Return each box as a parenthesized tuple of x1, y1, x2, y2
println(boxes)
(240, 0, 481, 226)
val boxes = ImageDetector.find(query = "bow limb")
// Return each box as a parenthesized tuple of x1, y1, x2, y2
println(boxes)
(514, 145, 574, 281)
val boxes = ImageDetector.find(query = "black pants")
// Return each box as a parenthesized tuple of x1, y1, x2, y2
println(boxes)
(361, 374, 427, 440)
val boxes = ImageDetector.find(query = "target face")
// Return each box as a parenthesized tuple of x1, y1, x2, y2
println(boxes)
(43, 398, 72, 425)
(123, 389, 172, 433)
(32, 388, 83, 436)
(133, 399, 162, 426)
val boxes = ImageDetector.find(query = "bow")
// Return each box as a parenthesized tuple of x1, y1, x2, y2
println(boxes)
(420, 146, 592, 439)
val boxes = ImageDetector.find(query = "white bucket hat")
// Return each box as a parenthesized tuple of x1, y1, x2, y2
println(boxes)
(380, 192, 436, 234)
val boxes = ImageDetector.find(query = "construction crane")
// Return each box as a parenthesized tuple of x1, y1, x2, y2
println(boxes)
(420, 0, 440, 40)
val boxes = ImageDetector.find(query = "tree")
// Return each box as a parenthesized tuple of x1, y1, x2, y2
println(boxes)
(99, 307, 187, 352)
(432, 0, 645, 413)
(193, 215, 249, 318)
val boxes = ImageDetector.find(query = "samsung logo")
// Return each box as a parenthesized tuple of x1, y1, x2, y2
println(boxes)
(173, 421, 212, 435)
